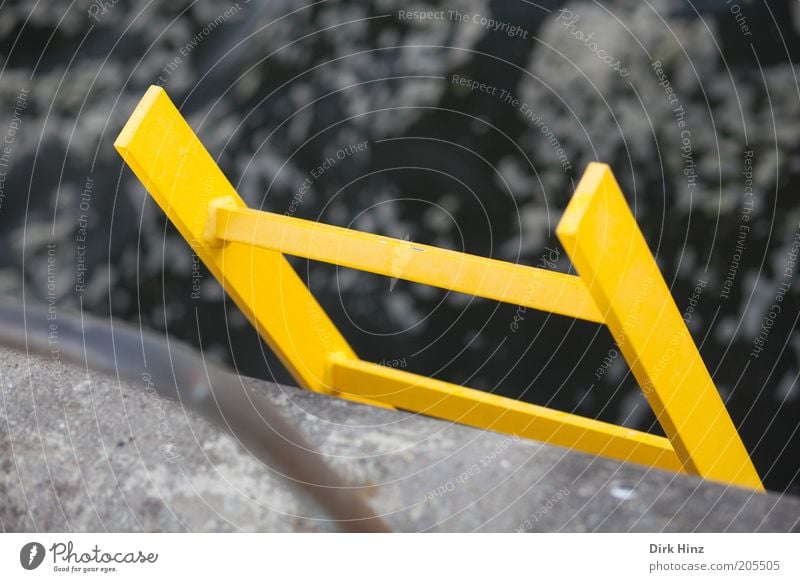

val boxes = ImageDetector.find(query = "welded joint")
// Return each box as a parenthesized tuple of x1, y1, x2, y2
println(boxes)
(204, 195, 238, 247)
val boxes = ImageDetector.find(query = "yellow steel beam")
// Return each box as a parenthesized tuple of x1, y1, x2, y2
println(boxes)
(557, 163, 763, 491)
(331, 356, 684, 472)
(210, 204, 604, 323)
(113, 86, 370, 402)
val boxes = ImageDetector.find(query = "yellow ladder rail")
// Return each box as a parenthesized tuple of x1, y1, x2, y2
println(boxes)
(557, 164, 763, 490)
(114, 85, 355, 399)
(115, 85, 763, 491)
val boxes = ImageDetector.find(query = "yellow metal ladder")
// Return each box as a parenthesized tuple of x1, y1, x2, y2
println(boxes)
(115, 86, 763, 492)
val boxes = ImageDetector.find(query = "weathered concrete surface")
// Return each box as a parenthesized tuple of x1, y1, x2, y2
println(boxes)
(1, 347, 798, 532)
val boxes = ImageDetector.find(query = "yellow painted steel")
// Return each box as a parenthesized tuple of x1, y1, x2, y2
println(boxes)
(115, 86, 763, 491)
(557, 163, 763, 491)
(331, 356, 682, 472)
(211, 204, 604, 323)
(113, 86, 365, 401)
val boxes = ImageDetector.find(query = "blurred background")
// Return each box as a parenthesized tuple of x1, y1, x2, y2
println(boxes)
(0, 0, 798, 493)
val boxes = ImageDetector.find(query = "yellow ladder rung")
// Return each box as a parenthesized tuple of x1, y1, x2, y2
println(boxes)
(210, 203, 604, 323)
(331, 355, 683, 472)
